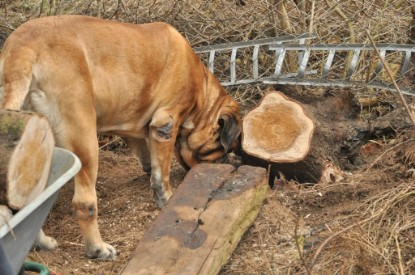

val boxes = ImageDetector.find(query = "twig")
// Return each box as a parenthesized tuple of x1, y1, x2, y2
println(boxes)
(309, 221, 358, 270)
(311, 186, 415, 272)
(294, 217, 311, 275)
(324, 0, 355, 42)
(62, 241, 85, 247)
(38, 0, 45, 17)
(99, 136, 122, 150)
(366, 30, 415, 126)
(0, 23, 14, 31)
(96, 0, 102, 17)
(325, 0, 355, 78)
(364, 139, 415, 173)
(394, 235, 404, 275)
(309, 199, 394, 272)
(274, 0, 293, 33)
(308, 0, 315, 35)
(109, 0, 131, 19)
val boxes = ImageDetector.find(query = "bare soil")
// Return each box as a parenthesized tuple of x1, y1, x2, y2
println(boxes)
(25, 87, 415, 274)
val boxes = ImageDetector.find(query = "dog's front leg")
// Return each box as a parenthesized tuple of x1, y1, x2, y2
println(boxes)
(148, 109, 178, 207)
(59, 115, 116, 260)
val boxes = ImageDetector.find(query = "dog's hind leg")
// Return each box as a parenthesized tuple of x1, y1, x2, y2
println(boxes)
(0, 47, 36, 110)
(123, 137, 152, 175)
(34, 229, 58, 251)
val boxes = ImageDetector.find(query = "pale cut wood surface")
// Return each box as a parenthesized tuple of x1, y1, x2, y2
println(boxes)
(0, 110, 55, 210)
(242, 91, 314, 163)
(121, 164, 268, 275)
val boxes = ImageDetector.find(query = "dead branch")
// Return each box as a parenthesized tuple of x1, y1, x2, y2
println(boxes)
(324, 0, 355, 79)
(273, 0, 294, 33)
(293, 0, 308, 33)
(308, 0, 315, 35)
(0, 23, 14, 31)
(367, 30, 415, 126)
(394, 235, 405, 275)
(324, 0, 355, 43)
(364, 139, 415, 173)
(309, 185, 414, 272)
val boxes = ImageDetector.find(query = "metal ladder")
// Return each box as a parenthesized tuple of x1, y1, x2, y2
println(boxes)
(194, 37, 415, 96)
(193, 33, 316, 86)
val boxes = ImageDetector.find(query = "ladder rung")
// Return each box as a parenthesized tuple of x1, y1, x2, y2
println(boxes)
(370, 50, 386, 81)
(345, 50, 361, 79)
(230, 48, 238, 84)
(399, 50, 412, 77)
(323, 50, 336, 78)
(252, 45, 259, 79)
(208, 50, 215, 73)
(298, 49, 310, 77)
(274, 48, 286, 77)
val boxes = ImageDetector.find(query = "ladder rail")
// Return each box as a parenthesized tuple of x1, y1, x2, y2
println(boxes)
(267, 43, 415, 94)
(195, 33, 317, 85)
(193, 37, 415, 96)
(194, 33, 317, 53)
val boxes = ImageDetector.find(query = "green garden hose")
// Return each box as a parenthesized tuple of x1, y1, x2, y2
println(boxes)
(24, 261, 49, 275)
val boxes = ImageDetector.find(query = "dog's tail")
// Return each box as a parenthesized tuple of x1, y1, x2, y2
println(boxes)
(0, 43, 36, 110)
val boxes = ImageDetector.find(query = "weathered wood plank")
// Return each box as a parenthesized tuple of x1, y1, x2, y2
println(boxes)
(121, 164, 268, 275)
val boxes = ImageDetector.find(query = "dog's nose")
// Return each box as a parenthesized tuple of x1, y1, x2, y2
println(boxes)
(221, 155, 229, 164)
(222, 152, 242, 167)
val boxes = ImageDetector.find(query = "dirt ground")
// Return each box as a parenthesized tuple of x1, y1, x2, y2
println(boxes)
(24, 87, 415, 274)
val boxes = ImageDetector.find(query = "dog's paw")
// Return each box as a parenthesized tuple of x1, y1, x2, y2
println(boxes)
(86, 242, 116, 260)
(154, 189, 173, 208)
(141, 164, 151, 175)
(34, 229, 58, 251)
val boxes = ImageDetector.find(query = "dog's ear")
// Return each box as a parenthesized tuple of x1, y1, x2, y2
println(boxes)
(219, 113, 241, 153)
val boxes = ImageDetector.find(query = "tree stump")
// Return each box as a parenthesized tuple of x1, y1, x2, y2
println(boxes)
(0, 110, 55, 210)
(121, 164, 268, 275)
(241, 91, 315, 184)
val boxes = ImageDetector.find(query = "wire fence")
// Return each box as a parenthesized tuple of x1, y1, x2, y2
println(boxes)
(1, 0, 414, 109)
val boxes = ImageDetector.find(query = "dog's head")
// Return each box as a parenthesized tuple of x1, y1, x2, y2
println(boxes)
(175, 97, 241, 170)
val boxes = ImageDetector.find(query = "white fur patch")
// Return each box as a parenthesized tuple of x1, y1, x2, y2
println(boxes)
(29, 90, 64, 138)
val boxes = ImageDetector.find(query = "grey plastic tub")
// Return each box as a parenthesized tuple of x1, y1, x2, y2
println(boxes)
(0, 147, 81, 274)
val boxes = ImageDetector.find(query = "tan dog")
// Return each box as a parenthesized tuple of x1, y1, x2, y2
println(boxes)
(0, 15, 241, 260)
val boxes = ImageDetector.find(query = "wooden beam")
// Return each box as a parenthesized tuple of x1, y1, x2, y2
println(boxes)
(121, 164, 268, 275)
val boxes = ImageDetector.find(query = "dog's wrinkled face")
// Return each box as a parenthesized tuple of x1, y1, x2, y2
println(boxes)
(175, 99, 241, 170)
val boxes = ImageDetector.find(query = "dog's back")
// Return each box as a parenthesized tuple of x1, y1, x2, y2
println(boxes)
(0, 16, 205, 121)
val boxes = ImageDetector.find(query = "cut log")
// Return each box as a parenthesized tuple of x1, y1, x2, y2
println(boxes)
(241, 91, 314, 184)
(121, 164, 268, 275)
(0, 110, 55, 210)
(242, 91, 314, 162)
